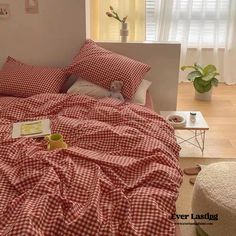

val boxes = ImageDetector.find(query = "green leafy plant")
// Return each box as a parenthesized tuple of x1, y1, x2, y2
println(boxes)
(181, 63, 219, 93)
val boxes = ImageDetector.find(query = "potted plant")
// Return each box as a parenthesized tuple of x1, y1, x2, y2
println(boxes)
(181, 63, 219, 101)
(106, 6, 128, 42)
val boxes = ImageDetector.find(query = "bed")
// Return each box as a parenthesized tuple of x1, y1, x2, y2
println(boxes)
(0, 52, 182, 236)
(0, 2, 182, 234)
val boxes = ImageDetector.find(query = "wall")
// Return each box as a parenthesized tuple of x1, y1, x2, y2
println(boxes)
(99, 42, 181, 112)
(0, 0, 86, 67)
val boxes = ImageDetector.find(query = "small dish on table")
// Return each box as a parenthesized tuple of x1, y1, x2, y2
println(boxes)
(166, 114, 186, 128)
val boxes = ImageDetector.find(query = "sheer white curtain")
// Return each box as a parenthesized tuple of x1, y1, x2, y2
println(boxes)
(146, 0, 236, 83)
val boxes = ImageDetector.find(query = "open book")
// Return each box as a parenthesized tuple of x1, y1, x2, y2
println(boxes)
(12, 119, 51, 138)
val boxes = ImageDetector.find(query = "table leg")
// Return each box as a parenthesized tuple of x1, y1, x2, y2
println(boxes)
(176, 130, 206, 156)
(194, 130, 206, 156)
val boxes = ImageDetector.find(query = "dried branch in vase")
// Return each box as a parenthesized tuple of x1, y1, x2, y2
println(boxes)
(106, 6, 128, 23)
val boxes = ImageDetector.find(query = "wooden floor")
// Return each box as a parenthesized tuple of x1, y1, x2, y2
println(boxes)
(177, 83, 236, 158)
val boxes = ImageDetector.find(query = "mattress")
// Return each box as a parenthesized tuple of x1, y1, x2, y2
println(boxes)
(0, 93, 182, 235)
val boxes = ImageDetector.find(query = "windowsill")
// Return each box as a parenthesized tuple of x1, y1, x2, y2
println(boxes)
(187, 47, 225, 51)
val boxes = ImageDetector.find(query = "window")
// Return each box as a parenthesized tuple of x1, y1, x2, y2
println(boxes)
(146, 0, 159, 41)
(146, 0, 231, 47)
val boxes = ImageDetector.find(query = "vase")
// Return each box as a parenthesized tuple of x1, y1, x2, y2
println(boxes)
(195, 89, 212, 101)
(120, 22, 128, 43)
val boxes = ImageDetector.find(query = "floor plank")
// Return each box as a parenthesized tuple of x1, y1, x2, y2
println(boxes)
(177, 83, 236, 158)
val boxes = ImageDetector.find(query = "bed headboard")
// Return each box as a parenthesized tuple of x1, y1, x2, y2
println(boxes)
(98, 42, 181, 113)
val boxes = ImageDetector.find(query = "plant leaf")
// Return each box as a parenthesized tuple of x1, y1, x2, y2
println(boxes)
(181, 66, 196, 71)
(201, 72, 217, 81)
(187, 71, 202, 81)
(204, 65, 217, 75)
(194, 63, 202, 68)
(198, 78, 212, 87)
(193, 78, 212, 93)
(194, 63, 204, 75)
(202, 72, 219, 81)
(181, 65, 204, 76)
(211, 78, 219, 87)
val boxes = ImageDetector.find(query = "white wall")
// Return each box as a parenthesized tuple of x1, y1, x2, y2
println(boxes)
(0, 0, 86, 67)
(99, 42, 181, 112)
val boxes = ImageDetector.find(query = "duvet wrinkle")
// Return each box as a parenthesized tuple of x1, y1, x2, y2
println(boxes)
(0, 94, 182, 236)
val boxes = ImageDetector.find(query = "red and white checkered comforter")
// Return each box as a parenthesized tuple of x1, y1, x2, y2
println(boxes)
(0, 94, 182, 236)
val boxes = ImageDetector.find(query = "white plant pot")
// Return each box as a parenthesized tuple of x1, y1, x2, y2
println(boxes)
(195, 89, 212, 101)
(120, 22, 128, 43)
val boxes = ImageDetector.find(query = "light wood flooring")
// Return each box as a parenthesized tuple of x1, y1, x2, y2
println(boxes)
(177, 83, 236, 158)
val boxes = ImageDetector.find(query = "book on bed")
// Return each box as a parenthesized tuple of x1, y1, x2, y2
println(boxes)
(12, 119, 51, 138)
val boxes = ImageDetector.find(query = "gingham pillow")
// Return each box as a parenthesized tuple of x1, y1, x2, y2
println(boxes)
(68, 40, 151, 99)
(0, 57, 68, 97)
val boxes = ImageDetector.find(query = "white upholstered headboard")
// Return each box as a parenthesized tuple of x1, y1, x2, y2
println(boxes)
(98, 42, 181, 112)
(0, 0, 180, 112)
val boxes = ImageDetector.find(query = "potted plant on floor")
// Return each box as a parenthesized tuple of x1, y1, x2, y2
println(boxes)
(181, 63, 219, 101)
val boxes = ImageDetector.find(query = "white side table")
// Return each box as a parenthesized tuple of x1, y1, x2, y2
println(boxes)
(160, 111, 209, 155)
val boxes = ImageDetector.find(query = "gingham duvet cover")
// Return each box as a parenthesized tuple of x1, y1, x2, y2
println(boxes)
(0, 93, 182, 236)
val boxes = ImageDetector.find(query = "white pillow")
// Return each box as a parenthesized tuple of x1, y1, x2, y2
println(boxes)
(67, 79, 110, 98)
(132, 80, 152, 105)
(67, 79, 152, 105)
